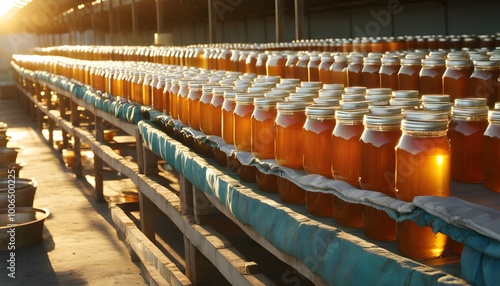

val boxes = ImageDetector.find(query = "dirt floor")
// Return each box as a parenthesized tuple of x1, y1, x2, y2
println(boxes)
(0, 98, 147, 286)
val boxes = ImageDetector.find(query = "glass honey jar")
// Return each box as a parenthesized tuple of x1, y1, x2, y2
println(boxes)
(482, 110, 500, 192)
(178, 80, 191, 125)
(142, 73, 152, 106)
(443, 59, 473, 102)
(295, 55, 310, 82)
(398, 58, 421, 91)
(186, 82, 204, 131)
(395, 111, 450, 260)
(275, 101, 310, 203)
(359, 114, 403, 241)
(200, 85, 218, 134)
(419, 58, 446, 95)
(307, 55, 321, 82)
(347, 55, 363, 87)
(285, 54, 299, 79)
(331, 109, 369, 228)
(469, 60, 499, 109)
(221, 91, 237, 144)
(361, 56, 381, 88)
(303, 105, 338, 217)
(169, 79, 181, 119)
(318, 53, 334, 84)
(252, 97, 282, 193)
(449, 99, 489, 183)
(379, 55, 400, 91)
(330, 55, 348, 87)
(266, 53, 287, 78)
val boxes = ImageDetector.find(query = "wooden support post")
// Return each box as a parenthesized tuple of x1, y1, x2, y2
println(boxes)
(135, 128, 146, 174)
(142, 147, 158, 176)
(48, 117, 55, 148)
(193, 188, 212, 225)
(183, 236, 212, 286)
(207, 0, 218, 44)
(94, 115, 105, 202)
(59, 95, 70, 149)
(139, 191, 156, 243)
(179, 175, 194, 215)
(275, 0, 285, 42)
(70, 100, 83, 178)
(294, 0, 305, 41)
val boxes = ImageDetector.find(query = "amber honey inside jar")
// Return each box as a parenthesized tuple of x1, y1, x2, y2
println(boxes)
(307, 55, 321, 82)
(275, 101, 310, 204)
(482, 110, 500, 192)
(449, 102, 489, 183)
(199, 85, 219, 135)
(331, 109, 368, 228)
(303, 105, 337, 217)
(169, 79, 181, 119)
(295, 55, 310, 82)
(359, 114, 402, 241)
(221, 91, 237, 144)
(419, 58, 446, 95)
(361, 56, 381, 88)
(380, 56, 400, 91)
(318, 53, 334, 84)
(469, 60, 499, 109)
(331, 55, 348, 87)
(178, 80, 191, 125)
(398, 58, 421, 91)
(266, 53, 287, 78)
(251, 97, 281, 159)
(443, 59, 473, 102)
(347, 55, 363, 87)
(234, 94, 262, 151)
(395, 111, 450, 260)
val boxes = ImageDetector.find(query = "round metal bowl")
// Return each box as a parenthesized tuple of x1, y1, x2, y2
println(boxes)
(0, 135, 10, 147)
(0, 178, 37, 208)
(0, 163, 25, 178)
(0, 207, 50, 250)
(0, 148, 19, 168)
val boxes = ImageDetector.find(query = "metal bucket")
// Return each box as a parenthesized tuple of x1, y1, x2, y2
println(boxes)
(0, 178, 37, 208)
(0, 207, 50, 250)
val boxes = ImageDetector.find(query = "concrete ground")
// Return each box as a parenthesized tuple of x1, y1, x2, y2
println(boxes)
(0, 98, 147, 286)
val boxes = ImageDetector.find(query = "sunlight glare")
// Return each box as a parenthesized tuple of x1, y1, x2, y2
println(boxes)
(0, 0, 32, 20)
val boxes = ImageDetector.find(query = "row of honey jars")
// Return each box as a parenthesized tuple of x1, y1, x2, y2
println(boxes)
(35, 33, 500, 61)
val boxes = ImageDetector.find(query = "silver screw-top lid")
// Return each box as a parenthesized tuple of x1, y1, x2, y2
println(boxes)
(335, 109, 369, 121)
(277, 101, 310, 111)
(344, 86, 367, 95)
(313, 97, 341, 107)
(253, 96, 283, 108)
(319, 90, 343, 98)
(322, 83, 345, 91)
(342, 93, 366, 102)
(423, 102, 453, 112)
(392, 90, 419, 99)
(305, 105, 338, 117)
(454, 98, 487, 107)
(489, 110, 500, 121)
(366, 88, 392, 95)
(235, 93, 264, 104)
(301, 81, 323, 89)
(402, 110, 449, 131)
(340, 100, 370, 110)
(364, 114, 404, 126)
(369, 106, 403, 116)
(422, 94, 451, 103)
